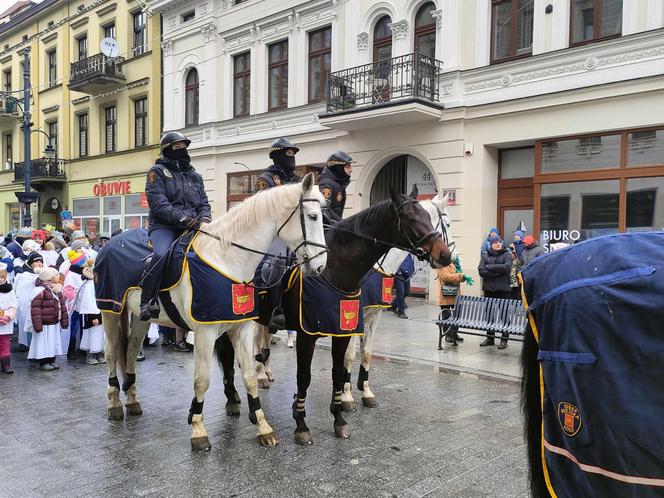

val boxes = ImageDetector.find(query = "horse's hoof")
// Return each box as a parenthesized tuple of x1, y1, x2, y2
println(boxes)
(361, 397, 378, 408)
(294, 431, 313, 446)
(107, 406, 124, 421)
(334, 423, 351, 439)
(191, 437, 211, 452)
(266, 372, 275, 382)
(257, 432, 279, 447)
(226, 402, 240, 417)
(342, 401, 356, 412)
(257, 378, 271, 389)
(125, 403, 143, 417)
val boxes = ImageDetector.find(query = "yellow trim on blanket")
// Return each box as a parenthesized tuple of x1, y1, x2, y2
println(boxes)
(374, 267, 394, 277)
(363, 304, 391, 309)
(191, 233, 245, 283)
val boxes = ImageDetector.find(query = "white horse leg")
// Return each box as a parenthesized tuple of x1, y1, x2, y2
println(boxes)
(102, 312, 124, 420)
(359, 309, 380, 408)
(229, 325, 278, 447)
(341, 334, 358, 412)
(254, 323, 271, 389)
(189, 329, 218, 451)
(124, 317, 150, 416)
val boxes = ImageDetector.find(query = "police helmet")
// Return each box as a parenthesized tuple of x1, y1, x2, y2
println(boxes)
(326, 150, 354, 167)
(269, 137, 299, 159)
(160, 131, 191, 152)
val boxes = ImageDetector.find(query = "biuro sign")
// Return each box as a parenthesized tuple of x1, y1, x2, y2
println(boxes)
(93, 181, 132, 197)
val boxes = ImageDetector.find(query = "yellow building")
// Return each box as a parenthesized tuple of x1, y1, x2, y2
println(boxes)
(0, 0, 161, 236)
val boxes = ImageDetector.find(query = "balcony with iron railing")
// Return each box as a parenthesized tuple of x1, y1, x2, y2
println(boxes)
(14, 158, 66, 184)
(320, 53, 444, 131)
(0, 95, 20, 120)
(68, 53, 126, 95)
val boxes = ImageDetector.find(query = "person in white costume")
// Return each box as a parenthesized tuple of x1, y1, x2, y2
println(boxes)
(0, 264, 17, 374)
(75, 263, 105, 365)
(14, 252, 44, 349)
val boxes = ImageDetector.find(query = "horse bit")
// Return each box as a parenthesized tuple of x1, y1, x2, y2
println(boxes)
(393, 198, 441, 262)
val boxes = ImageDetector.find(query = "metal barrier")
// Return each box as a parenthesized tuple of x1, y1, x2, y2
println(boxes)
(436, 295, 528, 349)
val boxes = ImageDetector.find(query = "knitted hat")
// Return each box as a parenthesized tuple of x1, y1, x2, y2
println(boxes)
(71, 230, 86, 240)
(489, 235, 503, 245)
(488, 227, 500, 237)
(38, 266, 59, 282)
(70, 239, 90, 252)
(17, 227, 33, 238)
(67, 249, 87, 268)
(514, 230, 524, 240)
(27, 252, 44, 267)
(31, 230, 46, 241)
(21, 239, 40, 253)
(523, 235, 535, 246)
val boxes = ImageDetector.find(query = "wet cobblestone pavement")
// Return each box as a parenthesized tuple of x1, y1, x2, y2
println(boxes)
(0, 335, 529, 497)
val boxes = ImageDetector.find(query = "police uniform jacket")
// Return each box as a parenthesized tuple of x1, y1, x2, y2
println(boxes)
(146, 157, 211, 232)
(255, 164, 300, 191)
(318, 167, 349, 220)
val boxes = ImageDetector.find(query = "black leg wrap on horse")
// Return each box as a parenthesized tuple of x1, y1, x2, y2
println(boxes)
(344, 370, 351, 384)
(247, 394, 261, 424)
(357, 365, 369, 391)
(292, 395, 306, 419)
(332, 366, 345, 392)
(188, 398, 204, 425)
(109, 376, 120, 389)
(121, 373, 136, 392)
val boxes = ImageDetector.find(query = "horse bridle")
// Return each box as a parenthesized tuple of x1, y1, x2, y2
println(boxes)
(393, 199, 441, 261)
(432, 203, 455, 253)
(275, 195, 328, 268)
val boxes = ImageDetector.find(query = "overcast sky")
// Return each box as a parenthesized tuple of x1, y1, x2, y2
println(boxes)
(1, 0, 44, 17)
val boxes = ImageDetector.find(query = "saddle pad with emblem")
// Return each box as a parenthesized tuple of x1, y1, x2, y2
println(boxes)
(360, 269, 394, 309)
(284, 268, 363, 337)
(520, 231, 664, 498)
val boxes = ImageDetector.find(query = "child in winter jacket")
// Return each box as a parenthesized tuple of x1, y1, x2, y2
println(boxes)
(14, 252, 44, 350)
(0, 265, 17, 374)
(27, 267, 69, 371)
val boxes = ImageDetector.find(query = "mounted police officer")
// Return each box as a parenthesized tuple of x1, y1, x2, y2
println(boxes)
(319, 151, 353, 222)
(255, 137, 300, 191)
(140, 131, 211, 321)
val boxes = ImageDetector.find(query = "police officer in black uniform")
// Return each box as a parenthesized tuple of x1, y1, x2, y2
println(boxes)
(318, 151, 354, 222)
(140, 131, 211, 321)
(255, 137, 300, 191)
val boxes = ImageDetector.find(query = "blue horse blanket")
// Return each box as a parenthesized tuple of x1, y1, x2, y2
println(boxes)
(94, 229, 258, 324)
(360, 269, 394, 309)
(520, 232, 664, 497)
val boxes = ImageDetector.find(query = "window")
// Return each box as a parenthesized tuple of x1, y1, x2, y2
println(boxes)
(132, 11, 147, 56)
(78, 113, 88, 157)
(540, 134, 621, 173)
(73, 197, 101, 238)
(47, 49, 57, 86)
(103, 196, 122, 234)
(185, 69, 199, 126)
(182, 11, 195, 22)
(77, 35, 88, 61)
(4, 132, 12, 169)
(268, 40, 288, 111)
(124, 193, 149, 229)
(105, 106, 116, 152)
(134, 98, 147, 147)
(47, 121, 58, 153)
(3, 69, 10, 92)
(491, 0, 534, 62)
(628, 129, 664, 167)
(233, 52, 250, 117)
(373, 15, 392, 62)
(414, 2, 436, 58)
(104, 22, 116, 40)
(571, 0, 622, 45)
(308, 26, 331, 103)
(626, 177, 664, 232)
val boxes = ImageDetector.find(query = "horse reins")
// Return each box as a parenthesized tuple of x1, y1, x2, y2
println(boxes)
(432, 203, 455, 253)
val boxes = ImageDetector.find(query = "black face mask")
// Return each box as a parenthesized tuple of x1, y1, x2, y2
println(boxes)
(0, 282, 12, 293)
(273, 150, 296, 171)
(331, 164, 351, 183)
(165, 148, 190, 163)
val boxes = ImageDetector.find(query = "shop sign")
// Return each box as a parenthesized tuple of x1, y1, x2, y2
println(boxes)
(93, 181, 132, 197)
(541, 230, 581, 253)
(442, 189, 456, 206)
(60, 210, 72, 221)
(140, 192, 149, 208)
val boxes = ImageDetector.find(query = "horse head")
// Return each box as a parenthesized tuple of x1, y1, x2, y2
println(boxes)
(277, 172, 328, 277)
(388, 186, 452, 269)
(428, 190, 457, 260)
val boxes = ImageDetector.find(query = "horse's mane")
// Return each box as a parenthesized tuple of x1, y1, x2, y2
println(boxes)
(210, 183, 302, 246)
(328, 200, 395, 246)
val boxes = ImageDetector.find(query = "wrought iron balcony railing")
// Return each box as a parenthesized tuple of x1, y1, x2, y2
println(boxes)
(326, 53, 443, 113)
(0, 96, 19, 117)
(69, 53, 126, 92)
(14, 158, 66, 183)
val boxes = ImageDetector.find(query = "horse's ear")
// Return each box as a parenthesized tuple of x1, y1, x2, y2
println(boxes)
(409, 184, 419, 199)
(301, 172, 314, 193)
(388, 187, 403, 205)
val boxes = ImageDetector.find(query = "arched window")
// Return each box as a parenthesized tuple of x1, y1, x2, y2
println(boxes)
(185, 68, 199, 126)
(373, 15, 392, 62)
(414, 2, 436, 58)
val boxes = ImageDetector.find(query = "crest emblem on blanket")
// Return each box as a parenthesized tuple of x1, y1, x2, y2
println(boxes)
(558, 402, 582, 437)
(381, 277, 394, 304)
(339, 300, 360, 331)
(232, 283, 255, 315)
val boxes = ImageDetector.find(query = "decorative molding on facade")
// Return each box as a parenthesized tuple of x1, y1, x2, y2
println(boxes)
(161, 39, 174, 55)
(199, 2, 208, 15)
(430, 9, 442, 29)
(388, 20, 409, 40)
(168, 16, 177, 29)
(201, 23, 218, 44)
(72, 96, 90, 105)
(357, 32, 368, 51)
(42, 104, 59, 114)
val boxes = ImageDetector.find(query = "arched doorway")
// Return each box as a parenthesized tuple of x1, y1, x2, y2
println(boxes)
(370, 154, 438, 297)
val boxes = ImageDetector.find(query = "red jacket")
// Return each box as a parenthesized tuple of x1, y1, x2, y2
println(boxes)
(31, 283, 68, 332)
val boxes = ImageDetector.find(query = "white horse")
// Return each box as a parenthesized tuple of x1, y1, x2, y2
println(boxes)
(99, 174, 327, 451)
(341, 191, 457, 410)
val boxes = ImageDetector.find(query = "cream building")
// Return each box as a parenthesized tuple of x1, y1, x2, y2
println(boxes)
(0, 0, 161, 237)
(153, 0, 664, 297)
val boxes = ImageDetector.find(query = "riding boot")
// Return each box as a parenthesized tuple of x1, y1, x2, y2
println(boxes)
(1, 357, 13, 374)
(139, 278, 161, 321)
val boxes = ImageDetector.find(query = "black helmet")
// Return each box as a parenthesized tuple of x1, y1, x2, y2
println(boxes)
(326, 150, 354, 167)
(160, 131, 191, 152)
(269, 137, 299, 159)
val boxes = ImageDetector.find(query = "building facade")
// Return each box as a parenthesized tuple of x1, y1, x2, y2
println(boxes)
(0, 0, 160, 237)
(153, 0, 664, 297)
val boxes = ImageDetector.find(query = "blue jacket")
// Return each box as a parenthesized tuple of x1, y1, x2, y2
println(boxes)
(396, 255, 415, 280)
(255, 164, 300, 191)
(145, 157, 211, 232)
(318, 167, 350, 221)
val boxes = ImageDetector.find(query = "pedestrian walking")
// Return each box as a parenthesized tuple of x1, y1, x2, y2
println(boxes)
(477, 236, 512, 349)
(0, 265, 17, 374)
(521, 235, 545, 265)
(391, 254, 414, 319)
(437, 256, 473, 345)
(27, 267, 68, 371)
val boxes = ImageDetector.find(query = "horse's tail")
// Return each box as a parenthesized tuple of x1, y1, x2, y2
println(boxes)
(520, 322, 550, 498)
(116, 307, 130, 374)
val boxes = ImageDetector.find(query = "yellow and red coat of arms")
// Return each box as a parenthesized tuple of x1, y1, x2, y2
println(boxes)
(558, 401, 582, 437)
(339, 300, 360, 331)
(381, 277, 394, 304)
(231, 283, 255, 315)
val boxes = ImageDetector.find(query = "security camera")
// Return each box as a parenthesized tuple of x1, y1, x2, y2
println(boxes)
(464, 142, 474, 156)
